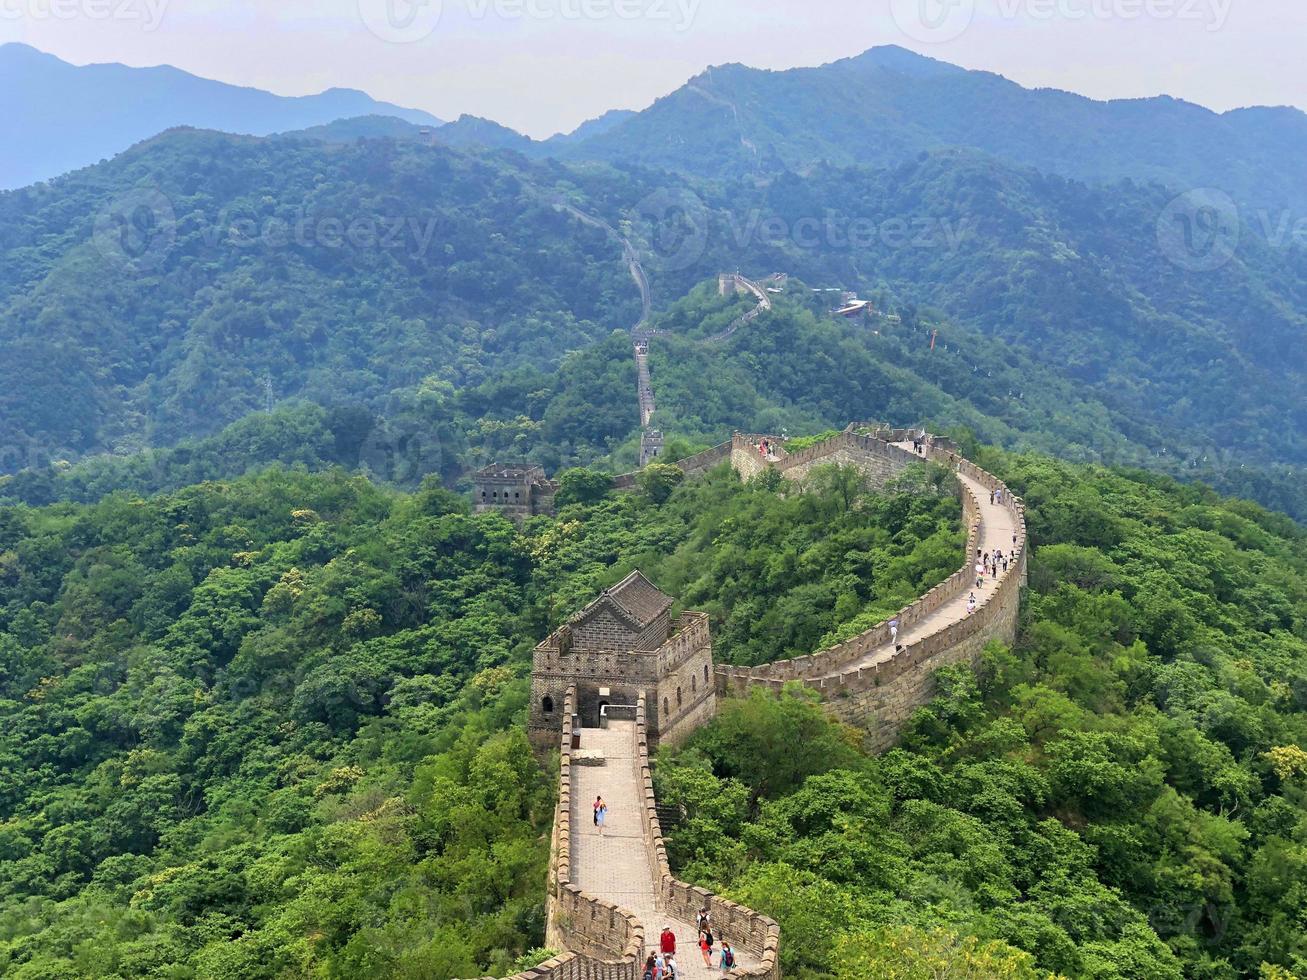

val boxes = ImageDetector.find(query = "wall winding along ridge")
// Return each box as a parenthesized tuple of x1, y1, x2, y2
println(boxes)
(472, 687, 645, 980)
(716, 424, 1027, 751)
(481, 422, 1028, 980)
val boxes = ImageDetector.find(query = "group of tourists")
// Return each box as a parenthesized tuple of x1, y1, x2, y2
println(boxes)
(754, 439, 777, 460)
(989, 487, 1006, 506)
(649, 913, 736, 978)
(975, 547, 1011, 587)
(911, 434, 930, 456)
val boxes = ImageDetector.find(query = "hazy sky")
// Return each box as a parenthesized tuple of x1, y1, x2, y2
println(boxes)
(3, 0, 1305, 137)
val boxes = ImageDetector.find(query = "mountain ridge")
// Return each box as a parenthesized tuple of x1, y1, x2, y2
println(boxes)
(0, 42, 443, 189)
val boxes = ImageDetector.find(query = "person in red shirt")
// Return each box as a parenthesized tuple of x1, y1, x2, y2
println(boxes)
(660, 927, 676, 956)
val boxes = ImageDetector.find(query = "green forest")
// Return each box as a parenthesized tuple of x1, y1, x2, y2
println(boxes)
(3, 31, 1307, 980)
(656, 452, 1307, 980)
(1, 445, 1305, 977)
(0, 459, 962, 977)
(2, 128, 1306, 521)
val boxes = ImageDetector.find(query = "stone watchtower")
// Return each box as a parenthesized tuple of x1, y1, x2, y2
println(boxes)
(529, 571, 717, 748)
(473, 464, 557, 522)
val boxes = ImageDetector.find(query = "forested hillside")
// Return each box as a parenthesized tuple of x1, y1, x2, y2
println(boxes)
(0, 460, 960, 977)
(1, 446, 1304, 978)
(3, 101, 1307, 518)
(0, 129, 638, 464)
(655, 453, 1307, 980)
(448, 46, 1307, 217)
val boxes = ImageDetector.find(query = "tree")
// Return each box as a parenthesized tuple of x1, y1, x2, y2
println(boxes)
(638, 463, 684, 505)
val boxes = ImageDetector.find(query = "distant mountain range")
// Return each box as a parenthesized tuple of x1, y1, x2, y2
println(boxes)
(10, 41, 1307, 217)
(432, 46, 1307, 216)
(0, 43, 442, 189)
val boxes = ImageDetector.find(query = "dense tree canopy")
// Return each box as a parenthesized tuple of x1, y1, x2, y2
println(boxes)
(655, 453, 1307, 980)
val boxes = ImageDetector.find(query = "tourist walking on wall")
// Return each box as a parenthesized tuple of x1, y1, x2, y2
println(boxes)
(720, 943, 736, 972)
(967, 593, 977, 615)
(594, 796, 607, 835)
(699, 929, 715, 967)
(643, 954, 658, 980)
(889, 618, 900, 645)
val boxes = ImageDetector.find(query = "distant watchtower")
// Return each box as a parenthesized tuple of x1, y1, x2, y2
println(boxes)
(473, 464, 557, 522)
(640, 429, 665, 467)
(529, 571, 716, 748)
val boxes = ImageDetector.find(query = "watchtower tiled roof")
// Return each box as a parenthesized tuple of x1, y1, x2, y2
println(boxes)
(606, 570, 674, 626)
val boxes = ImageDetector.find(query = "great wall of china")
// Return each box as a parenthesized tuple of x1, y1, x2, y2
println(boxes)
(466, 230, 1028, 980)
(474, 420, 1028, 980)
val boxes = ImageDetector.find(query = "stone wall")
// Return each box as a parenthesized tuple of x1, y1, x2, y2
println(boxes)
(530, 646, 658, 742)
(729, 434, 778, 481)
(612, 441, 732, 491)
(517, 687, 644, 980)
(654, 615, 717, 748)
(634, 696, 782, 980)
(715, 428, 1027, 754)
(531, 614, 715, 746)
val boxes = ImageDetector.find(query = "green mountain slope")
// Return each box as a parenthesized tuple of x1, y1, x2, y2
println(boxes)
(1, 448, 1304, 977)
(547, 46, 1307, 214)
(0, 129, 639, 463)
(2, 128, 1305, 518)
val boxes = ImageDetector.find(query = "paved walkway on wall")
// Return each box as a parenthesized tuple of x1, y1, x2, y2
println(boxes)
(846, 446, 1018, 673)
(570, 724, 759, 979)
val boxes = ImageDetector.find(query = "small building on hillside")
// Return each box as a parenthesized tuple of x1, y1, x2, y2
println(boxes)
(473, 464, 557, 521)
(529, 571, 717, 748)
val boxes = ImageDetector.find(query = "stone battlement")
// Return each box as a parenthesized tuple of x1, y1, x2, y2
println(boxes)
(634, 694, 782, 980)
(714, 425, 1027, 751)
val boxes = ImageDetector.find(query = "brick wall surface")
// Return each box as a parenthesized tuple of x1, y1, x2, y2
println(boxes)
(634, 696, 782, 979)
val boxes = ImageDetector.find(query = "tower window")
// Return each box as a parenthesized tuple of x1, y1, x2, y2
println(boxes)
(677, 687, 682, 707)
(663, 697, 669, 717)
(542, 695, 554, 714)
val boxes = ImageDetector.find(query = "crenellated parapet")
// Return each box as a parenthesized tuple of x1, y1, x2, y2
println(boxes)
(530, 573, 716, 749)
(480, 686, 645, 980)
(714, 424, 1027, 751)
(633, 695, 782, 980)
